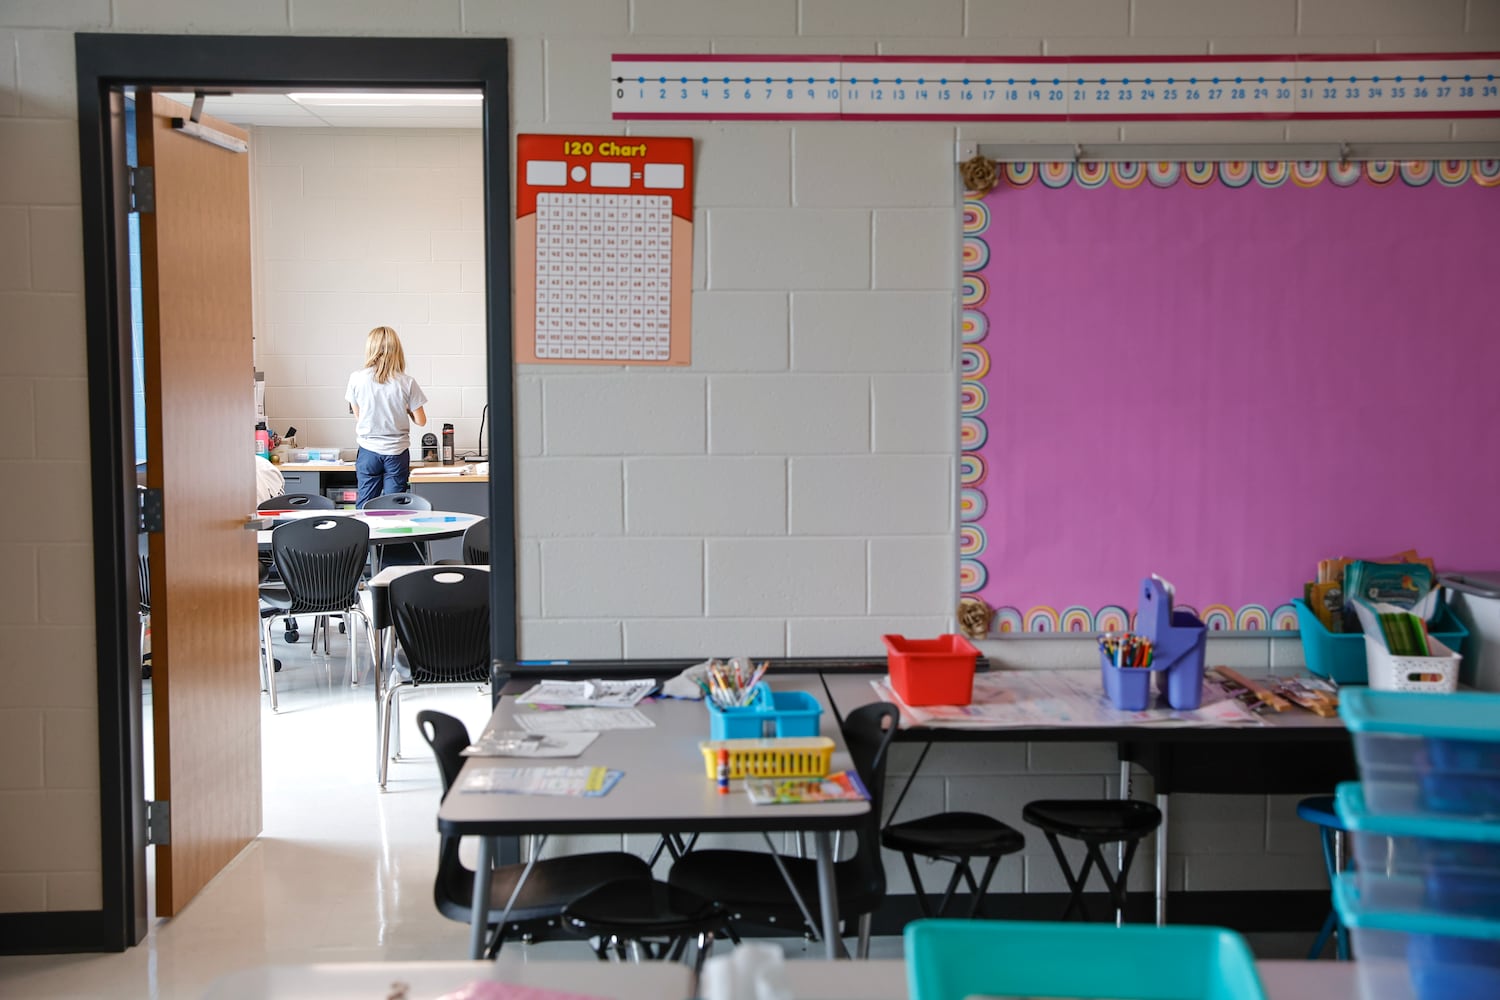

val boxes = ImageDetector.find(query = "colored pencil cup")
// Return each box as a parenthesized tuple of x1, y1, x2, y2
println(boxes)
(1099, 648, 1156, 711)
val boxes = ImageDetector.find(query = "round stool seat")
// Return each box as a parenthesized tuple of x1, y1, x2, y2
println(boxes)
(883, 811, 1026, 859)
(563, 877, 725, 939)
(1296, 795, 1346, 831)
(1022, 799, 1162, 842)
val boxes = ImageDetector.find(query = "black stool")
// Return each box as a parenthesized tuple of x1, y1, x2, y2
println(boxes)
(1022, 799, 1162, 923)
(882, 812, 1025, 918)
(562, 878, 728, 973)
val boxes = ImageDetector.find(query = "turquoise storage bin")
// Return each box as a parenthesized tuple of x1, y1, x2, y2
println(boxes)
(905, 919, 1266, 1000)
(1341, 690, 1500, 818)
(1335, 875, 1500, 1000)
(1337, 782, 1500, 919)
(705, 683, 822, 740)
(1297, 598, 1469, 685)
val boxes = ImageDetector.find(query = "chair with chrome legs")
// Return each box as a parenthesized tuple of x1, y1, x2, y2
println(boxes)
(361, 491, 432, 570)
(380, 566, 491, 788)
(259, 514, 374, 711)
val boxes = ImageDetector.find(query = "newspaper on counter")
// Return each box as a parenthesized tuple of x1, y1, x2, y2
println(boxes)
(512, 678, 657, 708)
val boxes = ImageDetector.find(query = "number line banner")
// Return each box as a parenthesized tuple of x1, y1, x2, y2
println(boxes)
(613, 52, 1500, 122)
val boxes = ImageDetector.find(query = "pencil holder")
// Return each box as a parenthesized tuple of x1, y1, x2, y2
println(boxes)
(1137, 577, 1208, 710)
(1100, 649, 1156, 711)
(706, 683, 823, 740)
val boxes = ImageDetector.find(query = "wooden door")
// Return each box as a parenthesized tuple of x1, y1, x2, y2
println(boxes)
(137, 91, 261, 916)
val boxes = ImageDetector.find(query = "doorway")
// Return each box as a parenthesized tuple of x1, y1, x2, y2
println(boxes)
(76, 33, 517, 952)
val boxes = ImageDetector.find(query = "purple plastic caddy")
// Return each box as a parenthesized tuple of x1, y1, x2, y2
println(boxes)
(1100, 577, 1208, 711)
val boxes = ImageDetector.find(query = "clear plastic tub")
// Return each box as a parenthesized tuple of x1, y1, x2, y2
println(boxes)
(1341, 690, 1500, 818)
(1337, 783, 1500, 920)
(1335, 875, 1500, 1000)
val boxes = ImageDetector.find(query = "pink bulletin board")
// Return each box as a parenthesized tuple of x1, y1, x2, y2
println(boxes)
(958, 159, 1500, 633)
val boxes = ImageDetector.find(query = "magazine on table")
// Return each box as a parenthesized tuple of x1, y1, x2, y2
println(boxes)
(744, 770, 869, 806)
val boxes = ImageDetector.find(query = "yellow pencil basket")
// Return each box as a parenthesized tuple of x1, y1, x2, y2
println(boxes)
(699, 737, 834, 779)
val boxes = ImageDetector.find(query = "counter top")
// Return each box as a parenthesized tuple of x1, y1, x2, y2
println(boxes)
(275, 461, 488, 484)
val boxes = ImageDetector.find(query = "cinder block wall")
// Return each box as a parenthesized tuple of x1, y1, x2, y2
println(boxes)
(2, 0, 1496, 914)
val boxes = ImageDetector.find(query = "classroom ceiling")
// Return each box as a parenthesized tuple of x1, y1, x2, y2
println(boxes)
(158, 91, 483, 129)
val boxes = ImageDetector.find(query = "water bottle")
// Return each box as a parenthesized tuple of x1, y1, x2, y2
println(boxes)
(255, 422, 270, 459)
(441, 423, 455, 465)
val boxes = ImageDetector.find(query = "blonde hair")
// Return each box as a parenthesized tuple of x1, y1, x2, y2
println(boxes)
(363, 326, 406, 383)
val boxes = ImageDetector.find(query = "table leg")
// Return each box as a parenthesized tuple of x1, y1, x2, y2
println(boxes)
(469, 835, 494, 960)
(1155, 792, 1169, 926)
(1117, 757, 1131, 872)
(813, 831, 848, 960)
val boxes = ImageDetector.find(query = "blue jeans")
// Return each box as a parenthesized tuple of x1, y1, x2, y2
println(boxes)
(355, 447, 410, 508)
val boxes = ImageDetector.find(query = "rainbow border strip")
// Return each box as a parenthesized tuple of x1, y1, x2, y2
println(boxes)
(959, 160, 1497, 632)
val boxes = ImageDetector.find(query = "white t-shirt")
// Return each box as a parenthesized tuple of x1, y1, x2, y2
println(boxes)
(344, 368, 429, 456)
(254, 455, 284, 504)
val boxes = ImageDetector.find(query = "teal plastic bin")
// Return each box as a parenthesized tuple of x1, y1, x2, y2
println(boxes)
(1296, 598, 1469, 685)
(905, 919, 1266, 1000)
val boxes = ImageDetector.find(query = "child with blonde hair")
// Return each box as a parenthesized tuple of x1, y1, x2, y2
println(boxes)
(345, 325, 428, 507)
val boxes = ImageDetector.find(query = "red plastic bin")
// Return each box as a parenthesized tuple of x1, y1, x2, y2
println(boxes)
(883, 634, 979, 706)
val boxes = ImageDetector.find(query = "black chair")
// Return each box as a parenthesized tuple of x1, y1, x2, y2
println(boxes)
(259, 492, 333, 511)
(881, 807, 1025, 918)
(437, 516, 490, 567)
(1021, 799, 1163, 923)
(258, 515, 374, 712)
(562, 878, 727, 972)
(362, 491, 433, 569)
(257, 493, 335, 645)
(137, 551, 152, 681)
(417, 710, 655, 957)
(667, 702, 899, 957)
(381, 567, 490, 788)
(461, 516, 489, 564)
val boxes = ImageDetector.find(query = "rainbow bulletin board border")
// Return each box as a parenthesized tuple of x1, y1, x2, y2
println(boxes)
(959, 159, 1500, 634)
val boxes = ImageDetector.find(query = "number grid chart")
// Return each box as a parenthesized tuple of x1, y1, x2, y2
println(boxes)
(613, 53, 1500, 122)
(515, 134, 694, 366)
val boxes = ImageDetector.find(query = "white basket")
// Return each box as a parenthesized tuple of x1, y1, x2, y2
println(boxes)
(1365, 634, 1461, 693)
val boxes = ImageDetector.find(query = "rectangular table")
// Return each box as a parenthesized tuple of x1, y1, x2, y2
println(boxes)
(204, 958, 1356, 999)
(820, 670, 1355, 926)
(437, 676, 870, 960)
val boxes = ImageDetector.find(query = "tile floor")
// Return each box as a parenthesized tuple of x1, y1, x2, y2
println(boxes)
(0, 626, 882, 999)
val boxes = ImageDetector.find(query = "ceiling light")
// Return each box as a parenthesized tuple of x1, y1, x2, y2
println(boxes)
(287, 92, 483, 108)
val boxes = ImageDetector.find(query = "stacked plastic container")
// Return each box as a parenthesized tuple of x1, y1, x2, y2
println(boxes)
(1336, 689, 1500, 1000)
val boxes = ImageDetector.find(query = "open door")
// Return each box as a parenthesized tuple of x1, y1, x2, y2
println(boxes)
(136, 91, 261, 916)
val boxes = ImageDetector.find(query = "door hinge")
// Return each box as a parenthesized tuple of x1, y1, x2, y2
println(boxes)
(138, 487, 164, 533)
(129, 165, 154, 213)
(145, 799, 171, 846)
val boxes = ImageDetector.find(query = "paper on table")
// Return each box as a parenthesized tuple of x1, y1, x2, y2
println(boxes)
(457, 765, 623, 797)
(437, 982, 608, 1000)
(462, 730, 600, 758)
(514, 707, 655, 732)
(513, 678, 657, 708)
(873, 669, 1263, 730)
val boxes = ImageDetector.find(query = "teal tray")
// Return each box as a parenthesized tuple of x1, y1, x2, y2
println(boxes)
(1296, 598, 1468, 685)
(905, 918, 1266, 1000)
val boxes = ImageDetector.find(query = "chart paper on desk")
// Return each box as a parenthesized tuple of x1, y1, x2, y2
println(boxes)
(515, 133, 694, 366)
(514, 707, 656, 733)
(873, 670, 1261, 729)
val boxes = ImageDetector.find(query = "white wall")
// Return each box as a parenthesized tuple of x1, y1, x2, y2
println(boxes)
(250, 128, 489, 457)
(3, 0, 1498, 916)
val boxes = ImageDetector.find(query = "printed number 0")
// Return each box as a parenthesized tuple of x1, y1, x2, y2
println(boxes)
(616, 88, 623, 98)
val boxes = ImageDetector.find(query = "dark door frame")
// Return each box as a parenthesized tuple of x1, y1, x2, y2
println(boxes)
(10, 33, 515, 954)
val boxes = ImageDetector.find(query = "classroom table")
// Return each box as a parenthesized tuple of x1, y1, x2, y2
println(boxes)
(818, 669, 1356, 927)
(202, 957, 1357, 999)
(437, 676, 870, 962)
(254, 507, 482, 572)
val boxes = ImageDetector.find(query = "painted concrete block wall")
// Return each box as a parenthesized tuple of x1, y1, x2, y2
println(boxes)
(2, 0, 1497, 914)
(250, 128, 489, 457)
